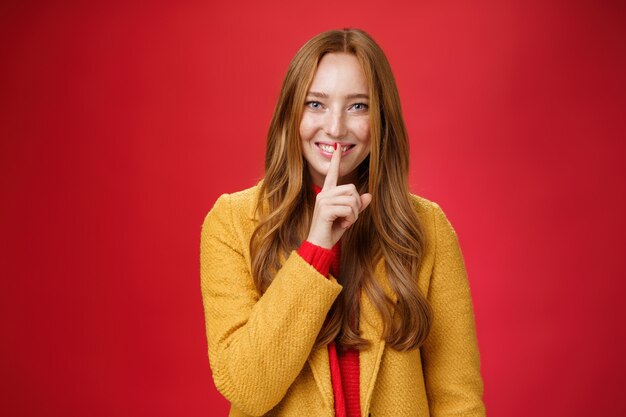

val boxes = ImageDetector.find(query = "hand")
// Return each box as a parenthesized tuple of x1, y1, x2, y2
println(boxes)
(306, 144, 373, 249)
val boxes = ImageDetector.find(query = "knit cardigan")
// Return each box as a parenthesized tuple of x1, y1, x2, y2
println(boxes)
(200, 180, 486, 417)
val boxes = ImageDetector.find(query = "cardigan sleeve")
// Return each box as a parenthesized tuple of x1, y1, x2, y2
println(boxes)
(421, 203, 486, 417)
(200, 194, 343, 416)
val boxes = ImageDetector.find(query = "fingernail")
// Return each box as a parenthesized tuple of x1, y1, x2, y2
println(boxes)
(333, 143, 338, 150)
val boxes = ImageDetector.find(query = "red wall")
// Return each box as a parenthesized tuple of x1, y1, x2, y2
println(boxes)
(2, 1, 625, 416)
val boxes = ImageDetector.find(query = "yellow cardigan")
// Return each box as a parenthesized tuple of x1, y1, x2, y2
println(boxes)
(200, 181, 485, 417)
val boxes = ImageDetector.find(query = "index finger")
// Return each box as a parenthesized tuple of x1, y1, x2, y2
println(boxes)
(322, 143, 342, 190)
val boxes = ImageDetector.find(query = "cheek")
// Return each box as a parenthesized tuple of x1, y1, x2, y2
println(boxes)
(353, 119, 370, 144)
(299, 115, 316, 141)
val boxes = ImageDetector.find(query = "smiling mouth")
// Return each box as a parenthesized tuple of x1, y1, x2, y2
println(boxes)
(316, 143, 355, 153)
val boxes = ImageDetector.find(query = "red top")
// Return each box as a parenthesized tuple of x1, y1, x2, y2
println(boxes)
(296, 185, 361, 417)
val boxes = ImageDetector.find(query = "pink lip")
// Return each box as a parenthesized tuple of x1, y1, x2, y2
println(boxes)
(315, 142, 356, 159)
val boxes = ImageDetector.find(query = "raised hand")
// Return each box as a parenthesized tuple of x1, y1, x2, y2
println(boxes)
(306, 143, 373, 249)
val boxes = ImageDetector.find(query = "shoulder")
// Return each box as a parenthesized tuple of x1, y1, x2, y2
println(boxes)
(226, 179, 264, 207)
(408, 192, 444, 224)
(407, 193, 468, 298)
(204, 179, 263, 221)
(408, 192, 459, 245)
(409, 193, 437, 216)
(201, 180, 263, 245)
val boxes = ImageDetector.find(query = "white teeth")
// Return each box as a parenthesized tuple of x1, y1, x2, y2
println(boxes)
(318, 144, 351, 153)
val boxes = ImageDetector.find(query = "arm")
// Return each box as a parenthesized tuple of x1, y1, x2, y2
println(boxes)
(421, 203, 486, 417)
(200, 194, 343, 416)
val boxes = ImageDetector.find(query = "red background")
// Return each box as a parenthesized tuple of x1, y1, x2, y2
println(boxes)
(2, 1, 625, 416)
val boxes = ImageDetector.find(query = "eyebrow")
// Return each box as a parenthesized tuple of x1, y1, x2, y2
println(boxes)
(306, 91, 370, 100)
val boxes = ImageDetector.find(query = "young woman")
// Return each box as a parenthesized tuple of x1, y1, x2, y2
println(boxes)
(200, 28, 485, 417)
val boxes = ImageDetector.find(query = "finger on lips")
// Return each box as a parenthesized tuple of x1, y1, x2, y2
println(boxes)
(316, 143, 371, 235)
(322, 142, 341, 191)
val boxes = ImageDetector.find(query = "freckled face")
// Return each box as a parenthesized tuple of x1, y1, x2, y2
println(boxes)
(300, 53, 371, 187)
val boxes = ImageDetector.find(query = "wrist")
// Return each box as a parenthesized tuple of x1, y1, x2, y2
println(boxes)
(306, 234, 334, 250)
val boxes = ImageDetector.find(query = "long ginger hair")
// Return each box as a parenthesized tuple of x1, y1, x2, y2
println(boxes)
(250, 28, 432, 352)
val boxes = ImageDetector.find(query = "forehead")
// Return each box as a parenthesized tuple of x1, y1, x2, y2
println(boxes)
(308, 53, 368, 95)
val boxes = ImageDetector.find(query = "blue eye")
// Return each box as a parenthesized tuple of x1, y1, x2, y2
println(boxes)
(351, 103, 369, 111)
(305, 101, 322, 110)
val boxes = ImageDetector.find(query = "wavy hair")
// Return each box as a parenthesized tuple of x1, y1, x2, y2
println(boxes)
(250, 28, 431, 352)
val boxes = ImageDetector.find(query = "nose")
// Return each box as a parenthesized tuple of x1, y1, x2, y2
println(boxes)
(324, 108, 347, 139)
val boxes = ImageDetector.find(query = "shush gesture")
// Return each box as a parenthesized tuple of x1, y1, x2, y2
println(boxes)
(306, 143, 373, 249)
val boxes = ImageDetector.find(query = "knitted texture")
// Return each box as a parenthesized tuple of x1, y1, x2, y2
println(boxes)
(297, 240, 334, 277)
(200, 180, 485, 416)
(338, 349, 360, 417)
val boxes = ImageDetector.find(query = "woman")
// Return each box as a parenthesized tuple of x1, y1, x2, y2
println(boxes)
(200, 28, 485, 417)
